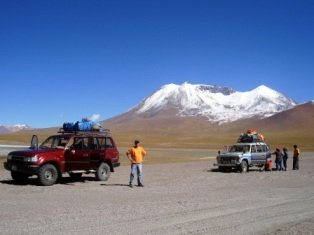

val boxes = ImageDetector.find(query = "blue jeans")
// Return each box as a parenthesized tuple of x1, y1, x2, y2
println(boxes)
(129, 163, 143, 185)
(276, 158, 283, 171)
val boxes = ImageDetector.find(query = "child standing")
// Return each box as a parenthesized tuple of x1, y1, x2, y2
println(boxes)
(282, 147, 288, 171)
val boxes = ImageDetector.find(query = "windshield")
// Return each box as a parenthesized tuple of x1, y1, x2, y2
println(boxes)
(229, 145, 250, 153)
(40, 136, 69, 149)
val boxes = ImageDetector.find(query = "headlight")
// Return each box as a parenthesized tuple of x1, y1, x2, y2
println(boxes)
(25, 155, 38, 162)
(7, 155, 12, 161)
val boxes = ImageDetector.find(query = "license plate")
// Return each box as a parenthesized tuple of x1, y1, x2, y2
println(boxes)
(11, 165, 17, 171)
(223, 161, 230, 164)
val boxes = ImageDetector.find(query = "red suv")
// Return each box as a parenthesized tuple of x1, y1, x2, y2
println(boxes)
(4, 130, 120, 186)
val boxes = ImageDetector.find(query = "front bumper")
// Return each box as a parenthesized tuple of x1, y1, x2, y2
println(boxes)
(214, 163, 239, 167)
(4, 161, 39, 175)
(214, 158, 240, 167)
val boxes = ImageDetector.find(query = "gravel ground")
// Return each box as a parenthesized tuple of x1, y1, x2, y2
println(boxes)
(0, 152, 314, 235)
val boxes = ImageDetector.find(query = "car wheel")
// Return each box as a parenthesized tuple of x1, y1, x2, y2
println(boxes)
(11, 171, 29, 183)
(38, 164, 58, 186)
(95, 162, 111, 181)
(239, 161, 248, 173)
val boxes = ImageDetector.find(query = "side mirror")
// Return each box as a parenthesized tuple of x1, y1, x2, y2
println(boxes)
(30, 135, 38, 149)
(218, 150, 221, 155)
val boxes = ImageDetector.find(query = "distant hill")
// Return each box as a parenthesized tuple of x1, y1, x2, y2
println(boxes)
(0, 124, 32, 134)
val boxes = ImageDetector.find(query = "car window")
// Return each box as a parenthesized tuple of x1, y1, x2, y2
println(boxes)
(72, 137, 88, 150)
(40, 136, 69, 149)
(88, 137, 98, 150)
(265, 145, 270, 152)
(256, 145, 263, 152)
(229, 145, 248, 152)
(105, 137, 113, 148)
(260, 145, 267, 152)
(98, 137, 113, 149)
(243, 145, 250, 153)
(40, 136, 55, 148)
(98, 137, 105, 150)
(251, 145, 257, 153)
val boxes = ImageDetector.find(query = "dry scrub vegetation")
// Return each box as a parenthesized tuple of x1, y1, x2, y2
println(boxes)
(1, 129, 313, 151)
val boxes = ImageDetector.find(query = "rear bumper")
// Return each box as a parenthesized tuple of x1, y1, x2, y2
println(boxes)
(113, 162, 120, 168)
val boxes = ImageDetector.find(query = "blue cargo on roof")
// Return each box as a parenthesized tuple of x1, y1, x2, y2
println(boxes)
(63, 120, 103, 132)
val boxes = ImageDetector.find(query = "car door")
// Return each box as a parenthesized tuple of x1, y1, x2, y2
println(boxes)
(95, 137, 119, 162)
(89, 137, 102, 168)
(103, 137, 119, 162)
(256, 144, 267, 163)
(250, 144, 259, 163)
(65, 137, 91, 171)
(251, 144, 266, 164)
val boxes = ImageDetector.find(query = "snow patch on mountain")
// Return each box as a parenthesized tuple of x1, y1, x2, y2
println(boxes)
(0, 124, 32, 133)
(136, 82, 297, 123)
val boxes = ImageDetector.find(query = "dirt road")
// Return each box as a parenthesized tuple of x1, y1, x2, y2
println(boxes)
(1, 152, 314, 234)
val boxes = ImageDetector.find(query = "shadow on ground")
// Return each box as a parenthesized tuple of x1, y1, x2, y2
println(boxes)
(0, 176, 100, 186)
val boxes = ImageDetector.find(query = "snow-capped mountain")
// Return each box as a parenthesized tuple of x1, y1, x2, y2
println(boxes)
(135, 82, 297, 124)
(0, 124, 32, 133)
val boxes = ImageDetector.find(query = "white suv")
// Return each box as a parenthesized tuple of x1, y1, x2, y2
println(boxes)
(214, 142, 271, 172)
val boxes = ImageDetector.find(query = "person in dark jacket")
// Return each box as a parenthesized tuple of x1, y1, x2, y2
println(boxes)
(272, 148, 283, 171)
(282, 147, 288, 171)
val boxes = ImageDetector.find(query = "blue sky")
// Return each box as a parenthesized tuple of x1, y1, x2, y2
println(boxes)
(1, 0, 314, 128)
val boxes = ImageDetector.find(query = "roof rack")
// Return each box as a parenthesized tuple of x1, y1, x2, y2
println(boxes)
(58, 128, 111, 136)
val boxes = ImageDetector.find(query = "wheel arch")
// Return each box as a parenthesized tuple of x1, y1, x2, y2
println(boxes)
(239, 159, 249, 173)
(103, 159, 114, 172)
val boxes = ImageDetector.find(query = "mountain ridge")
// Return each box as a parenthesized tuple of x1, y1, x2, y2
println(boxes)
(130, 82, 296, 124)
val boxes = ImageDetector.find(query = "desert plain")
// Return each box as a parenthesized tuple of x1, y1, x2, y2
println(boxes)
(0, 148, 314, 235)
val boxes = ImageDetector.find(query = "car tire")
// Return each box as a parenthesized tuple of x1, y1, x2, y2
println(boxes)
(95, 162, 111, 181)
(11, 171, 29, 183)
(239, 161, 248, 173)
(38, 164, 58, 186)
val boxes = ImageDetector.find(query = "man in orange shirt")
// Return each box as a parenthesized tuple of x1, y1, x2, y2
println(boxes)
(126, 140, 147, 187)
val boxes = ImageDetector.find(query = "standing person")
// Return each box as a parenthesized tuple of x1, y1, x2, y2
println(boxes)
(293, 144, 300, 170)
(282, 147, 288, 171)
(272, 148, 283, 171)
(126, 140, 147, 188)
